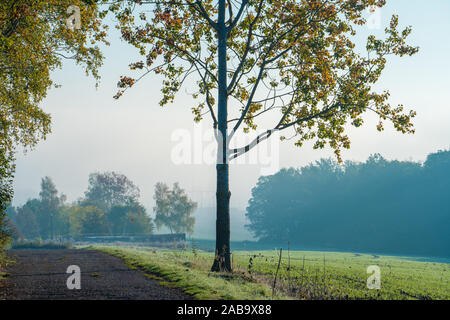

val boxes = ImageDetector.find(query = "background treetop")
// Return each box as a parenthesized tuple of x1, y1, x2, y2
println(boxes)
(83, 171, 141, 212)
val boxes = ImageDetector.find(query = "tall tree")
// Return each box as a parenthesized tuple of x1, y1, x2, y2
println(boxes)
(38, 176, 65, 239)
(83, 172, 141, 213)
(14, 203, 41, 239)
(153, 182, 197, 235)
(8, 179, 68, 239)
(12, 199, 42, 239)
(106, 0, 418, 271)
(0, 0, 108, 223)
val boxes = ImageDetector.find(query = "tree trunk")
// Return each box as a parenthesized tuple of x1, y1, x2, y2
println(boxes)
(212, 164, 231, 272)
(50, 213, 54, 240)
(211, 0, 232, 272)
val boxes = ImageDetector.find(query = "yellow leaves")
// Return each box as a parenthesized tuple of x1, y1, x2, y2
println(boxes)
(117, 76, 135, 89)
(249, 103, 262, 114)
(102, 0, 417, 165)
(129, 61, 144, 70)
(0, 0, 107, 174)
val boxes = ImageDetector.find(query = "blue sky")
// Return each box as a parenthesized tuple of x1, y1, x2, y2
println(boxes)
(12, 1, 450, 218)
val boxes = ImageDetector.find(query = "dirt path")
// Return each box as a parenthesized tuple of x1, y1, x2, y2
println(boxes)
(0, 249, 193, 300)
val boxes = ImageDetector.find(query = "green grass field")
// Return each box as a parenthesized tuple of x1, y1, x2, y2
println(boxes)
(95, 245, 449, 300)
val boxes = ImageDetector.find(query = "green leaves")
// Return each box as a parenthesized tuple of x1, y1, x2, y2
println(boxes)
(107, 0, 418, 162)
(0, 0, 108, 213)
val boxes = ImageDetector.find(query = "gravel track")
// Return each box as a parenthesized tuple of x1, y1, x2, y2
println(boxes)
(0, 249, 193, 300)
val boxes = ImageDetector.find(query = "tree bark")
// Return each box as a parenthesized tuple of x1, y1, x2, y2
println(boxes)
(211, 0, 232, 272)
(212, 164, 231, 272)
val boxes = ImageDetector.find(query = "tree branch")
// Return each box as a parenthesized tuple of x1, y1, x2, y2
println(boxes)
(191, 0, 218, 30)
(226, 0, 249, 32)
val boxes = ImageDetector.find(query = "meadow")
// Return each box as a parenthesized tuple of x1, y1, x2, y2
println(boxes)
(95, 245, 449, 300)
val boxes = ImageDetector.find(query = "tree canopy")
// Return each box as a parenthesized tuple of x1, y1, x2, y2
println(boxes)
(83, 171, 141, 213)
(0, 0, 108, 213)
(108, 0, 417, 160)
(153, 182, 197, 234)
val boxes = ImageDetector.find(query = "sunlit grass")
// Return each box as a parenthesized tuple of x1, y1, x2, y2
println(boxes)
(94, 245, 290, 300)
(94, 245, 449, 300)
(230, 250, 449, 300)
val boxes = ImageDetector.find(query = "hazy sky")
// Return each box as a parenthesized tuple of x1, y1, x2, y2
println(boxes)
(12, 1, 450, 215)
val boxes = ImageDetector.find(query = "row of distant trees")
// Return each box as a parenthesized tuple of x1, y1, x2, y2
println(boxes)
(246, 150, 450, 258)
(5, 172, 197, 241)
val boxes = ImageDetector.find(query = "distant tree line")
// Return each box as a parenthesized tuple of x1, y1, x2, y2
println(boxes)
(246, 150, 450, 258)
(5, 172, 153, 240)
(5, 172, 196, 241)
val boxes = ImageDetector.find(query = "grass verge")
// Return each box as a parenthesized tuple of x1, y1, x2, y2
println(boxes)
(94, 245, 449, 300)
(94, 246, 290, 300)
